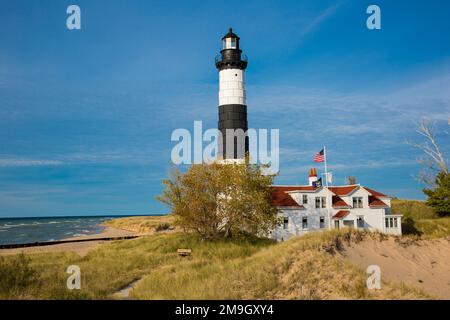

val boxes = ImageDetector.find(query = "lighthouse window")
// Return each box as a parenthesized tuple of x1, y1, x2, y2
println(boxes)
(230, 38, 237, 48)
(222, 39, 226, 49)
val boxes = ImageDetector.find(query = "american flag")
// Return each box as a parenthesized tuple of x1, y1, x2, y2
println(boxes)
(314, 149, 325, 163)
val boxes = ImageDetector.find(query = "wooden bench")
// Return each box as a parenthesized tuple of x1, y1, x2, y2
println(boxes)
(177, 248, 192, 257)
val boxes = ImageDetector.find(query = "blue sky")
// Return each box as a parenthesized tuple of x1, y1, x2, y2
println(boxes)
(0, 0, 449, 217)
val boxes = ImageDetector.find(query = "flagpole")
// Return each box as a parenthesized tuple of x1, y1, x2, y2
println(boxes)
(323, 145, 332, 230)
(323, 145, 328, 188)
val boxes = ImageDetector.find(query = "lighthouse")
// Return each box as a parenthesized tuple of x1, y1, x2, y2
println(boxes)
(215, 28, 248, 162)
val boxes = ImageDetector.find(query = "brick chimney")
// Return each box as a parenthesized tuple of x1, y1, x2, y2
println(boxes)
(308, 168, 318, 186)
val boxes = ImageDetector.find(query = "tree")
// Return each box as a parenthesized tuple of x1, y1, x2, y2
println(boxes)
(346, 176, 357, 185)
(423, 171, 450, 217)
(407, 118, 448, 187)
(157, 161, 280, 239)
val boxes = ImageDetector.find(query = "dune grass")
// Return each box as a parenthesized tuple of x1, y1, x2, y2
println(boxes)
(130, 229, 429, 300)
(0, 227, 430, 300)
(104, 214, 175, 234)
(391, 199, 437, 220)
(391, 199, 450, 239)
(411, 217, 450, 239)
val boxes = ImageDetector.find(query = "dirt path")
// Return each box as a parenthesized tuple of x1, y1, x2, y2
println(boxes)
(341, 236, 450, 299)
(113, 278, 142, 299)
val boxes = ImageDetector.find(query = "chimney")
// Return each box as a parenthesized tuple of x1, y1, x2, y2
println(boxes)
(308, 168, 318, 186)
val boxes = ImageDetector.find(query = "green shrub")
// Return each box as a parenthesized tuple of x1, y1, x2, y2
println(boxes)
(155, 223, 171, 232)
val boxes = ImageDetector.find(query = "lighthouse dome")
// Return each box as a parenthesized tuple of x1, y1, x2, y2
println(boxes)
(221, 27, 240, 50)
(222, 27, 240, 40)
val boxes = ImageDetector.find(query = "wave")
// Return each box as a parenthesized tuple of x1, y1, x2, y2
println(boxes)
(0, 221, 64, 227)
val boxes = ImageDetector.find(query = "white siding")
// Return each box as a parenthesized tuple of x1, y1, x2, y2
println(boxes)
(271, 185, 402, 241)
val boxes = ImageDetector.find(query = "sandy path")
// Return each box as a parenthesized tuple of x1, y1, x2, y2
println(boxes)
(342, 237, 450, 299)
(0, 226, 136, 257)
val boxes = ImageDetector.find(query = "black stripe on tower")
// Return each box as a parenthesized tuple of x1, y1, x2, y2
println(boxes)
(218, 104, 249, 159)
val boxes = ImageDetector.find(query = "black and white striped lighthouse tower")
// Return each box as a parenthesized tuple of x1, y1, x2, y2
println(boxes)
(215, 28, 248, 162)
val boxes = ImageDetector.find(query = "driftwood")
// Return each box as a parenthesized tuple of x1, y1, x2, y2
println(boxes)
(0, 235, 139, 249)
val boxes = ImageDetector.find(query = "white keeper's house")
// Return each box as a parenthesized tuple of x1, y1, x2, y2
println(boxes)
(270, 169, 402, 241)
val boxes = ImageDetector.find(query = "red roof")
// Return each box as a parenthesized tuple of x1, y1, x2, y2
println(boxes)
(328, 185, 359, 196)
(271, 187, 303, 208)
(333, 210, 350, 219)
(364, 187, 388, 197)
(368, 196, 388, 207)
(332, 196, 351, 208)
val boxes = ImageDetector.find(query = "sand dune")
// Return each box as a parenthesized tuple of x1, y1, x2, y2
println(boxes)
(342, 236, 450, 299)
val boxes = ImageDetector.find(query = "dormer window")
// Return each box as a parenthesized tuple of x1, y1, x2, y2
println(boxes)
(353, 197, 363, 208)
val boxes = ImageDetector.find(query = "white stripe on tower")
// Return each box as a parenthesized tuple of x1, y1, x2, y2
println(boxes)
(219, 69, 246, 106)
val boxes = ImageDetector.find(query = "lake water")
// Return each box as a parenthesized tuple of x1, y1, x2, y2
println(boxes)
(0, 216, 126, 245)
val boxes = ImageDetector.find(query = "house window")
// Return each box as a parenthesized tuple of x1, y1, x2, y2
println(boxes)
(385, 217, 398, 229)
(302, 195, 308, 204)
(320, 216, 325, 228)
(343, 220, 354, 228)
(315, 197, 321, 208)
(357, 216, 364, 228)
(353, 197, 363, 208)
(302, 217, 308, 229)
(334, 220, 340, 229)
(315, 197, 326, 208)
(283, 217, 289, 230)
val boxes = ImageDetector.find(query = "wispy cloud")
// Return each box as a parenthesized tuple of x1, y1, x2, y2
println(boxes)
(0, 159, 63, 167)
(300, 1, 346, 38)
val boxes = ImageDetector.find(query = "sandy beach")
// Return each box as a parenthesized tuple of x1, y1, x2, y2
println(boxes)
(0, 225, 136, 257)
